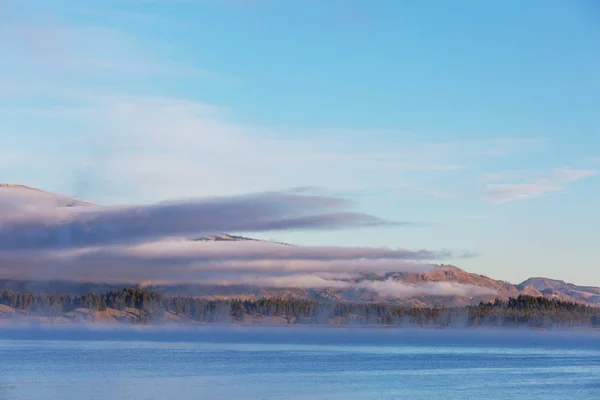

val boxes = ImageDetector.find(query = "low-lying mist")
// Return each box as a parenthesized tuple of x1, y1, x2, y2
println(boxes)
(2, 287, 599, 330)
(1, 323, 599, 351)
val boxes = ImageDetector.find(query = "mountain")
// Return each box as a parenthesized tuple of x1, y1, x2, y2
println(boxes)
(518, 277, 600, 304)
(0, 183, 93, 208)
(172, 265, 596, 308)
(1, 185, 599, 308)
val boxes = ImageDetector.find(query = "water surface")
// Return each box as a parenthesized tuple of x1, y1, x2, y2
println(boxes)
(1, 326, 599, 399)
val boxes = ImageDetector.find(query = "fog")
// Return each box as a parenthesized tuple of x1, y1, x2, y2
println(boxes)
(1, 323, 599, 350)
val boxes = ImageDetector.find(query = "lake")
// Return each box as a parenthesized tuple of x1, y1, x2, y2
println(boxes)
(0, 325, 599, 399)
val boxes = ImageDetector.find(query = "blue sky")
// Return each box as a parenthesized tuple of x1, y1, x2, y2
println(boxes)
(1, 0, 599, 284)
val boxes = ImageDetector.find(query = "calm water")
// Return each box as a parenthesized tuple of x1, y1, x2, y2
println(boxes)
(0, 326, 599, 400)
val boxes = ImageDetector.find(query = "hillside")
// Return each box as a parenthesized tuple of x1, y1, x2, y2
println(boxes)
(518, 277, 600, 304)
(141, 265, 599, 308)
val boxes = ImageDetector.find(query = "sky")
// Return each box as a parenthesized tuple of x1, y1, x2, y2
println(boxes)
(1, 0, 599, 285)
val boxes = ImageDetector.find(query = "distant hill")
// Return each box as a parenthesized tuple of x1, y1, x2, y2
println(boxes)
(518, 277, 600, 304)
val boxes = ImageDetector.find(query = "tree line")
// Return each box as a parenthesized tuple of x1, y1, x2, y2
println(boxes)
(1, 288, 600, 328)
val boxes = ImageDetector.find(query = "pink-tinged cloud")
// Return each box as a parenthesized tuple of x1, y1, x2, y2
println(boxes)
(483, 168, 597, 204)
(356, 279, 496, 298)
(0, 185, 476, 300)
(0, 239, 440, 283)
(123, 240, 449, 261)
(0, 187, 402, 250)
(175, 275, 496, 298)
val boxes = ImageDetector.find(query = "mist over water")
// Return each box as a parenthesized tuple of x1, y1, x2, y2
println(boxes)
(1, 323, 600, 348)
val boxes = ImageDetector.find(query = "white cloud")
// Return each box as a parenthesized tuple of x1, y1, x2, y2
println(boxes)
(0, 3, 561, 209)
(1, 94, 477, 204)
(356, 279, 496, 298)
(0, 240, 492, 297)
(191, 276, 496, 298)
(0, 17, 210, 80)
(478, 138, 549, 156)
(0, 243, 436, 284)
(483, 168, 597, 204)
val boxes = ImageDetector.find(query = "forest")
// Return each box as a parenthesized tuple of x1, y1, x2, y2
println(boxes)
(2, 287, 600, 328)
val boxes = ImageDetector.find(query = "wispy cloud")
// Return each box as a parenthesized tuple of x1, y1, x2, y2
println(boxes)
(355, 279, 496, 298)
(195, 276, 496, 298)
(0, 1, 572, 212)
(0, 186, 473, 298)
(0, 237, 487, 298)
(0, 5, 549, 205)
(0, 240, 439, 284)
(461, 215, 487, 220)
(483, 168, 597, 204)
(478, 138, 548, 156)
(1, 93, 550, 205)
(0, 187, 401, 250)
(0, 13, 210, 80)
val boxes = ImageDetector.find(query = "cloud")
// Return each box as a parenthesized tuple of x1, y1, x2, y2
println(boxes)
(0, 246, 435, 284)
(0, 239, 444, 286)
(483, 168, 597, 204)
(0, 14, 209, 79)
(0, 179, 480, 300)
(0, 242, 490, 298)
(478, 138, 548, 157)
(485, 183, 564, 203)
(0, 229, 449, 282)
(552, 168, 598, 181)
(2, 92, 553, 206)
(0, 187, 401, 250)
(202, 274, 353, 289)
(15, 95, 472, 202)
(0, 6, 548, 206)
(355, 280, 497, 298)
(0, 185, 449, 288)
(184, 276, 496, 299)
(121, 240, 448, 262)
(0, 0, 566, 210)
